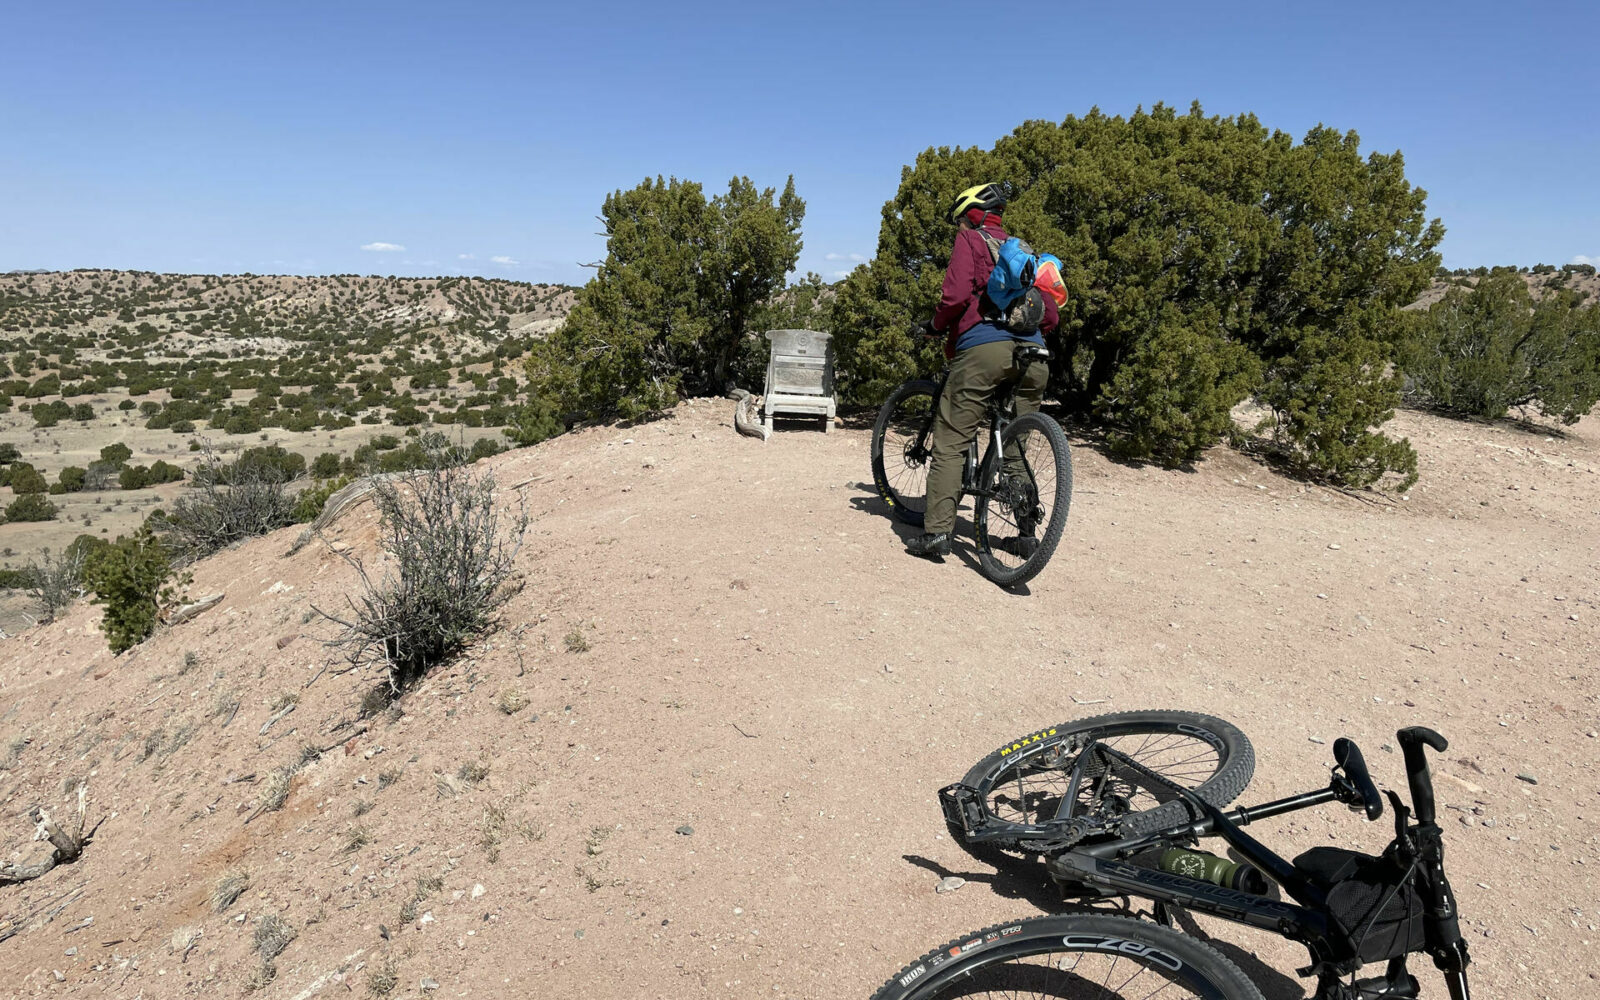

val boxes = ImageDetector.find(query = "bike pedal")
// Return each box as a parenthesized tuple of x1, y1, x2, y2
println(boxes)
(938, 783, 986, 835)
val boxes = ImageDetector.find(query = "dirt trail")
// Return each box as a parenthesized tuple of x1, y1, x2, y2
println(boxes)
(0, 398, 1596, 998)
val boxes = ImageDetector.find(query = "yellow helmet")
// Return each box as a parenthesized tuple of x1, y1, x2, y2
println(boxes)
(948, 182, 1007, 224)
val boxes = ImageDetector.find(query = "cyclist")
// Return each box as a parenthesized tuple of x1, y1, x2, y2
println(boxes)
(906, 182, 1059, 559)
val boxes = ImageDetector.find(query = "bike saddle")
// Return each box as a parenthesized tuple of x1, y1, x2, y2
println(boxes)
(1013, 343, 1051, 366)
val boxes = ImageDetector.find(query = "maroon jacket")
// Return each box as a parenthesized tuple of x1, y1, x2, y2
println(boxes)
(932, 215, 1058, 359)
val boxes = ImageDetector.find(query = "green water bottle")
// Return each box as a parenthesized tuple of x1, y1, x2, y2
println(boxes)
(1159, 848, 1269, 894)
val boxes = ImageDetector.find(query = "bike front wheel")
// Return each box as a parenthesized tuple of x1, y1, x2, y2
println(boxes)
(869, 913, 1264, 1000)
(871, 379, 940, 526)
(973, 411, 1071, 587)
(951, 710, 1254, 863)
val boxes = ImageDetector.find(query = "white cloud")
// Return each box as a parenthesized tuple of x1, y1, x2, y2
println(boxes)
(829, 269, 853, 280)
(1569, 255, 1598, 267)
(490, 255, 519, 266)
(457, 253, 476, 260)
(824, 252, 867, 262)
(361, 241, 406, 252)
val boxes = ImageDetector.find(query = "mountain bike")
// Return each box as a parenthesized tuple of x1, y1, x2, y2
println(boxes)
(872, 709, 1472, 1000)
(869, 339, 1072, 587)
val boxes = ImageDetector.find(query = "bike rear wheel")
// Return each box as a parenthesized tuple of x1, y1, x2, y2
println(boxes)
(973, 411, 1071, 587)
(951, 710, 1254, 862)
(869, 913, 1263, 1000)
(871, 379, 940, 526)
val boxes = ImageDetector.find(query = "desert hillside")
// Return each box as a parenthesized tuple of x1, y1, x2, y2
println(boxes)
(0, 400, 1595, 998)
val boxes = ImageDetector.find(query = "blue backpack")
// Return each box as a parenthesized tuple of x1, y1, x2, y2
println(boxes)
(975, 228, 1045, 334)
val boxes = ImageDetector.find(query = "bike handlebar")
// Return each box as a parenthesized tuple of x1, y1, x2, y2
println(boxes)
(1397, 726, 1448, 825)
(1332, 737, 1383, 821)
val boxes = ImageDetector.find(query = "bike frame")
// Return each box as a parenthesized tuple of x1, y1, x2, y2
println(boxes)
(911, 352, 1040, 506)
(941, 728, 1472, 1000)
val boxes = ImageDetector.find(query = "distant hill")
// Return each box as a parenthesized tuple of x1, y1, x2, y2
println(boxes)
(0, 270, 578, 355)
(1409, 264, 1599, 310)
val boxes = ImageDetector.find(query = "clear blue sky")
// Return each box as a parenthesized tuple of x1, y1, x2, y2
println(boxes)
(2, 1, 1596, 284)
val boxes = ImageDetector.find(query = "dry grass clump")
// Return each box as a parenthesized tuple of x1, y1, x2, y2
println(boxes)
(255, 766, 294, 815)
(246, 912, 297, 987)
(480, 803, 508, 862)
(352, 798, 374, 817)
(398, 873, 444, 924)
(211, 869, 249, 913)
(377, 767, 403, 790)
(268, 690, 299, 713)
(341, 824, 374, 854)
(366, 954, 399, 996)
(563, 627, 590, 653)
(496, 686, 529, 715)
(457, 759, 490, 785)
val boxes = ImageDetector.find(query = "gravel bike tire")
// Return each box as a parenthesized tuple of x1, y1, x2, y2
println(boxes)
(871, 379, 940, 527)
(951, 710, 1254, 863)
(973, 411, 1071, 588)
(869, 912, 1264, 1000)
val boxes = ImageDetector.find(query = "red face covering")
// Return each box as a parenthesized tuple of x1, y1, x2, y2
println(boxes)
(964, 207, 1001, 228)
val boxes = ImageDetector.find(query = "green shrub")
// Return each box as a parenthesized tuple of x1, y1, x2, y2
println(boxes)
(7, 462, 47, 494)
(291, 475, 351, 523)
(4, 493, 58, 522)
(0, 443, 18, 464)
(57, 466, 86, 492)
(1397, 274, 1600, 423)
(525, 174, 804, 420)
(83, 528, 172, 653)
(311, 452, 342, 479)
(828, 103, 1439, 486)
(100, 442, 133, 465)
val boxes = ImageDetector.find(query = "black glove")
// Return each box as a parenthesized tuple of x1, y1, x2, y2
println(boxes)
(913, 319, 939, 339)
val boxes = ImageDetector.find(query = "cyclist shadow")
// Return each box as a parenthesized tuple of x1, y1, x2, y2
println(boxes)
(847, 490, 1035, 596)
(901, 854, 1305, 999)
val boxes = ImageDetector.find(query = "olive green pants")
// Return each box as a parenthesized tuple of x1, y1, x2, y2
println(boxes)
(924, 340, 1048, 536)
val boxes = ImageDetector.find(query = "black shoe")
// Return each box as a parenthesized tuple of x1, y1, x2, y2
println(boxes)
(906, 532, 952, 559)
(1000, 535, 1040, 559)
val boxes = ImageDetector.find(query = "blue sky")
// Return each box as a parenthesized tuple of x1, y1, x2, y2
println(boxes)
(2, 1, 1596, 285)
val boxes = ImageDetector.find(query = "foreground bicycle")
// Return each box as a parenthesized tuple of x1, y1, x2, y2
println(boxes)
(873, 710, 1472, 1000)
(869, 339, 1072, 587)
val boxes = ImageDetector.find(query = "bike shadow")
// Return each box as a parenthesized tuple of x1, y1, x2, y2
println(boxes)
(902, 853, 1305, 999)
(902, 853, 1068, 910)
(847, 490, 1036, 596)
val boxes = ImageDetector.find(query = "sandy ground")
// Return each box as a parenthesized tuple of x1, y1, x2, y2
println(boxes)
(0, 398, 1595, 999)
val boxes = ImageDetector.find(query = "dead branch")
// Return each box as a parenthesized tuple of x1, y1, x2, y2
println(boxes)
(164, 592, 225, 626)
(0, 784, 97, 886)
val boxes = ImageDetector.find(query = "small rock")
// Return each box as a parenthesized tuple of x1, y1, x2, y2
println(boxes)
(675, 824, 694, 836)
(574, 928, 585, 939)
(53, 971, 64, 982)
(419, 910, 435, 926)
(275, 634, 297, 650)
(935, 876, 966, 894)
(1516, 772, 1538, 785)
(1308, 736, 1326, 745)
(471, 883, 485, 900)
(1327, 543, 1341, 550)
(420, 979, 440, 992)
(64, 947, 77, 957)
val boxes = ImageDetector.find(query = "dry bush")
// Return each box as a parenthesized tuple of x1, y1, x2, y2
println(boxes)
(341, 824, 373, 854)
(25, 546, 88, 624)
(315, 459, 528, 692)
(158, 446, 298, 562)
